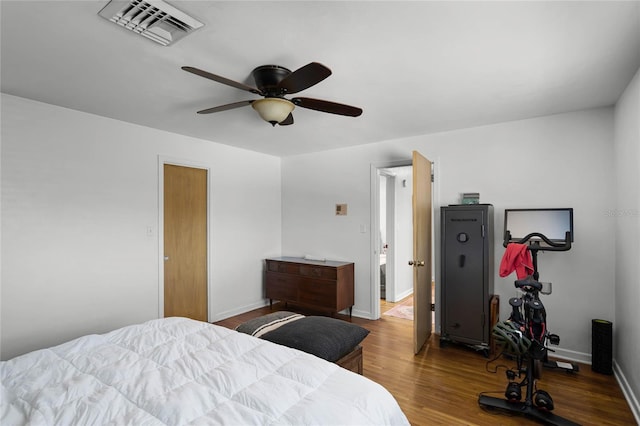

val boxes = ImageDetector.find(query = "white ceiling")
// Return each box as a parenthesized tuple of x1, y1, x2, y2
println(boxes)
(2, 1, 639, 157)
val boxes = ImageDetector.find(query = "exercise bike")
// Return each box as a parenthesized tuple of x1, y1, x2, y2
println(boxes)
(478, 230, 580, 426)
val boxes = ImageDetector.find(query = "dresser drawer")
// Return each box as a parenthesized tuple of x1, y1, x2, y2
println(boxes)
(266, 260, 298, 275)
(299, 279, 337, 309)
(299, 265, 337, 280)
(267, 261, 338, 280)
(265, 272, 298, 300)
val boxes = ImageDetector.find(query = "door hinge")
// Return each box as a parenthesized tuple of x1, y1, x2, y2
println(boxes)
(430, 303, 435, 312)
(431, 172, 434, 182)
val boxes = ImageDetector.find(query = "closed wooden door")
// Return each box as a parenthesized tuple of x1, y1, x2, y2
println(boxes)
(164, 164, 208, 321)
(411, 151, 433, 354)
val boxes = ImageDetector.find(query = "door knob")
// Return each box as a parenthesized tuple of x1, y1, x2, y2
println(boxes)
(164, 256, 169, 261)
(408, 260, 425, 267)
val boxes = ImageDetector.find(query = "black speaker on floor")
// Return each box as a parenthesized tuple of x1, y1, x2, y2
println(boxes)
(592, 319, 613, 375)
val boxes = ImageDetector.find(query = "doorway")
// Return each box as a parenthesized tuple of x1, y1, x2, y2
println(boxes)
(370, 159, 412, 320)
(371, 154, 435, 354)
(160, 162, 210, 322)
(378, 166, 414, 304)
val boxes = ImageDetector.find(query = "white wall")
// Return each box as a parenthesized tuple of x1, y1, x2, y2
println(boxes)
(281, 107, 615, 363)
(1, 94, 282, 360)
(379, 175, 387, 249)
(613, 67, 640, 418)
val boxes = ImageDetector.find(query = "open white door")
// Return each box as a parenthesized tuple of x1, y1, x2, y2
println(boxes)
(411, 151, 433, 354)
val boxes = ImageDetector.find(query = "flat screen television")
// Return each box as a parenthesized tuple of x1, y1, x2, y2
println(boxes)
(504, 208, 573, 244)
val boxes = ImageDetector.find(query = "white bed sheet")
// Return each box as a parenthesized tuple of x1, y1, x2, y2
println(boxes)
(1, 317, 409, 425)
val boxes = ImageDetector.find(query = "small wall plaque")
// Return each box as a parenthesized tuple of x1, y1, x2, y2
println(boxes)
(336, 204, 348, 215)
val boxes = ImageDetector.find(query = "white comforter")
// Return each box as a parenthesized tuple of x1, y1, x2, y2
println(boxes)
(1, 317, 409, 425)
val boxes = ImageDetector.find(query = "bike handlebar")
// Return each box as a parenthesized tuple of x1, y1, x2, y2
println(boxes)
(503, 231, 572, 252)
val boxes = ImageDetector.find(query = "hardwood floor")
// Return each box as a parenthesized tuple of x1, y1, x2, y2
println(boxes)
(214, 301, 635, 426)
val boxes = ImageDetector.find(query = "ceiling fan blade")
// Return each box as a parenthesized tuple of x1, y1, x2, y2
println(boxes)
(292, 97, 363, 117)
(279, 113, 294, 126)
(182, 66, 263, 95)
(278, 62, 332, 94)
(196, 100, 254, 114)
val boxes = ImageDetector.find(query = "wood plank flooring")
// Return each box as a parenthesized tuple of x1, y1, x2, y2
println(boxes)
(214, 300, 636, 426)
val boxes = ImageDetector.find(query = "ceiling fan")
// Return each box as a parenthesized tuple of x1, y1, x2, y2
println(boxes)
(182, 62, 363, 126)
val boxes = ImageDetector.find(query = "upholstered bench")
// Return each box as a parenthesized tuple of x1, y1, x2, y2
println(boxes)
(236, 311, 369, 375)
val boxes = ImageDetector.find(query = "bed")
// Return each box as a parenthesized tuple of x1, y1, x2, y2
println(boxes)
(1, 317, 409, 425)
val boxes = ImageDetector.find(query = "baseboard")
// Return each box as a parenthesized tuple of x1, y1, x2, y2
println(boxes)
(346, 307, 372, 319)
(210, 300, 270, 322)
(614, 360, 640, 425)
(390, 288, 413, 303)
(548, 347, 591, 365)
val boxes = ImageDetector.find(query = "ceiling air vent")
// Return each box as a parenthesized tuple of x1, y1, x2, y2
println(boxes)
(98, 0, 204, 46)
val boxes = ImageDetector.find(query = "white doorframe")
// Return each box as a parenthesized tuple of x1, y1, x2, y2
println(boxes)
(157, 156, 213, 321)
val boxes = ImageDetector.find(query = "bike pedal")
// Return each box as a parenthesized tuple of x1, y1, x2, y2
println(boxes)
(533, 390, 554, 411)
(505, 382, 522, 401)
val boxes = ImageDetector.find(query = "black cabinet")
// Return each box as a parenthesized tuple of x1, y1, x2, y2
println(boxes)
(440, 204, 494, 352)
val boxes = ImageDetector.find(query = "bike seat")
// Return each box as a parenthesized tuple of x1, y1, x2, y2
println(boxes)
(514, 275, 543, 292)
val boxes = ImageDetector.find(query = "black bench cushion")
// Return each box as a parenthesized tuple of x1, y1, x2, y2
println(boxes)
(236, 312, 369, 362)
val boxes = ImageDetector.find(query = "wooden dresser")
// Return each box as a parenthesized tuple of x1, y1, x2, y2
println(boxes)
(265, 257, 355, 316)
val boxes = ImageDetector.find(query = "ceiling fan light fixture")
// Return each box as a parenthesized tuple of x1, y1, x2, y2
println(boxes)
(251, 98, 295, 126)
(182, 62, 362, 126)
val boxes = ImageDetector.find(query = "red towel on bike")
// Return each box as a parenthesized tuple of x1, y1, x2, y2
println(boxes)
(499, 243, 534, 279)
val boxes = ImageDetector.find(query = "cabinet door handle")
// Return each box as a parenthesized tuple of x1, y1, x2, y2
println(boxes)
(459, 255, 465, 268)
